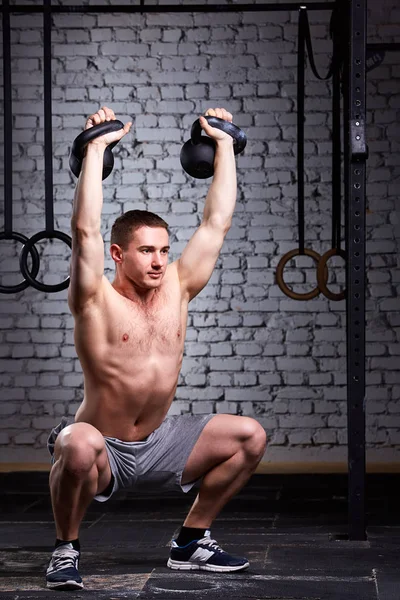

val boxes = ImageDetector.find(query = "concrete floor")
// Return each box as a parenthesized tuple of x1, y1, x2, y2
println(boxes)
(0, 472, 398, 599)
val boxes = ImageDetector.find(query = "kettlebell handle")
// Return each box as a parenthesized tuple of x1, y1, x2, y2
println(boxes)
(190, 116, 247, 155)
(69, 120, 124, 180)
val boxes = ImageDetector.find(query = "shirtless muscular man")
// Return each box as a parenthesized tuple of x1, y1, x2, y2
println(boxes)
(45, 106, 267, 590)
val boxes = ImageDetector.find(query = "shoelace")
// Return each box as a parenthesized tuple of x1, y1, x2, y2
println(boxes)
(47, 546, 79, 573)
(200, 537, 224, 554)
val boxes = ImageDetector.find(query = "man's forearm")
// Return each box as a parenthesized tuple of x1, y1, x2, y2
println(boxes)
(71, 144, 105, 233)
(202, 139, 237, 230)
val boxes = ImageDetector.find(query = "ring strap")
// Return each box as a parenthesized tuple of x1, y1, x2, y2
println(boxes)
(15, 0, 71, 294)
(302, 7, 334, 82)
(297, 8, 306, 254)
(44, 0, 54, 233)
(332, 28, 342, 251)
(3, 0, 13, 235)
(297, 7, 335, 256)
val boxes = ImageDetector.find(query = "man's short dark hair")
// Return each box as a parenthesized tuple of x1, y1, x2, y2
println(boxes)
(111, 210, 169, 250)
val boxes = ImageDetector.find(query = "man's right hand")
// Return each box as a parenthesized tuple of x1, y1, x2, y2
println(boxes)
(85, 106, 132, 148)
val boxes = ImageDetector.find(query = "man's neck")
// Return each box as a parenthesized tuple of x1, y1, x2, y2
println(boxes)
(112, 279, 159, 306)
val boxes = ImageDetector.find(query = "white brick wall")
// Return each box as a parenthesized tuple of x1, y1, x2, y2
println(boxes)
(0, 0, 399, 467)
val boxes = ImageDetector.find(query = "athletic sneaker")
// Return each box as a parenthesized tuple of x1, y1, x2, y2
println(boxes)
(167, 530, 250, 572)
(46, 543, 83, 590)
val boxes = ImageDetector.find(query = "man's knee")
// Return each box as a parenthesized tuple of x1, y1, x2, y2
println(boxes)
(54, 423, 105, 477)
(239, 417, 267, 460)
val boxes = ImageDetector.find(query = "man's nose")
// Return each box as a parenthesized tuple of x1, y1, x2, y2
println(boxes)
(152, 253, 163, 267)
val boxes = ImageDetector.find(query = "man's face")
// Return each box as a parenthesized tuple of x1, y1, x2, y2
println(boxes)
(116, 226, 170, 289)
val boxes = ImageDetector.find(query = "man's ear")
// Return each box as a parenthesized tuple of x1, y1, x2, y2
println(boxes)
(110, 244, 123, 264)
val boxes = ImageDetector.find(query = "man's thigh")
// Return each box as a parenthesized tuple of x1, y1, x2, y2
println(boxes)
(181, 414, 259, 486)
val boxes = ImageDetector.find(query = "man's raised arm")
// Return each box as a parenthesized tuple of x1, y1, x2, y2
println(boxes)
(201, 112, 237, 233)
(177, 108, 238, 301)
(68, 107, 131, 313)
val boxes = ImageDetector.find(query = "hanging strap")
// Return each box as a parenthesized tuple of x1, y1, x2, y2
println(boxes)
(330, 1, 343, 251)
(3, 0, 12, 235)
(44, 0, 54, 233)
(303, 8, 334, 81)
(18, 0, 72, 294)
(297, 7, 307, 254)
(297, 7, 334, 255)
(297, 5, 341, 255)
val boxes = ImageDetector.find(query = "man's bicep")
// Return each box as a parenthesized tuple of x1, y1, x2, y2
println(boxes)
(68, 230, 105, 311)
(177, 222, 226, 300)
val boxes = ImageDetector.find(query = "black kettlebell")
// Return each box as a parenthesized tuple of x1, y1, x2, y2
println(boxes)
(180, 116, 247, 179)
(69, 120, 124, 180)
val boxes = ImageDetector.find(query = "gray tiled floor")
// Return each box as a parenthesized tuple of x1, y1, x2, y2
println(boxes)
(0, 473, 398, 599)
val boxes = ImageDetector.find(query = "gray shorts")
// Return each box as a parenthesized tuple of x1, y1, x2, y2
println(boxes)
(47, 414, 214, 503)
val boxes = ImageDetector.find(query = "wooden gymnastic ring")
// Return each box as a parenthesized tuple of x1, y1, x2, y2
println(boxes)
(316, 247, 347, 301)
(276, 248, 328, 301)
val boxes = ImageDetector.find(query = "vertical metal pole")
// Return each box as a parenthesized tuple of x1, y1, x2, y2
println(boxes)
(344, 0, 367, 541)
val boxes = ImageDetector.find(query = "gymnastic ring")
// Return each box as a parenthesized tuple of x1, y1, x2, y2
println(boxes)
(19, 230, 72, 293)
(276, 247, 328, 301)
(316, 247, 347, 301)
(0, 231, 41, 294)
